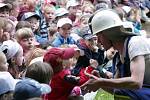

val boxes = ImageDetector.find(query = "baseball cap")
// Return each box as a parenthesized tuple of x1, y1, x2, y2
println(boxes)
(80, 26, 97, 40)
(0, 3, 12, 9)
(0, 40, 23, 60)
(57, 18, 72, 28)
(82, 33, 97, 40)
(66, 0, 79, 9)
(55, 8, 69, 17)
(43, 47, 75, 68)
(0, 72, 18, 95)
(14, 78, 51, 100)
(21, 12, 41, 21)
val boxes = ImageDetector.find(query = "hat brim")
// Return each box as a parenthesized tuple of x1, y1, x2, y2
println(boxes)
(61, 48, 75, 59)
(0, 3, 12, 10)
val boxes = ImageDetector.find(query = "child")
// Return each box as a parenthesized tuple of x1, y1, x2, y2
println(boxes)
(21, 12, 48, 46)
(0, 71, 18, 100)
(15, 21, 31, 31)
(14, 61, 53, 100)
(0, 17, 15, 42)
(42, 4, 56, 27)
(0, 51, 18, 100)
(52, 18, 76, 47)
(15, 28, 36, 55)
(81, 3, 95, 16)
(43, 47, 83, 100)
(24, 47, 46, 66)
(71, 28, 115, 78)
(0, 2, 12, 18)
(66, 0, 80, 22)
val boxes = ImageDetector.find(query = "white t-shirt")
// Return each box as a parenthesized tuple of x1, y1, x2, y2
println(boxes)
(125, 36, 150, 85)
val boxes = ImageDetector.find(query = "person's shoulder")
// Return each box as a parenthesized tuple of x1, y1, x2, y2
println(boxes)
(130, 36, 148, 43)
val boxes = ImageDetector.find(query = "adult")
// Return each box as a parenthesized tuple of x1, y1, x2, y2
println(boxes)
(81, 9, 150, 100)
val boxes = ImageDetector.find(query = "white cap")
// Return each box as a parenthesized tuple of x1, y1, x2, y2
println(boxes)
(57, 18, 72, 28)
(0, 3, 12, 9)
(0, 40, 22, 60)
(66, 0, 79, 9)
(55, 8, 69, 17)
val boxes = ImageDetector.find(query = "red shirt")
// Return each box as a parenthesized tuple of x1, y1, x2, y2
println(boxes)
(46, 69, 75, 100)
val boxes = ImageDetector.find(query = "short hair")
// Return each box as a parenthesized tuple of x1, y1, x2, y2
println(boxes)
(25, 61, 53, 84)
(0, 17, 9, 30)
(16, 21, 31, 31)
(15, 28, 34, 41)
(42, 4, 55, 13)
(25, 48, 46, 66)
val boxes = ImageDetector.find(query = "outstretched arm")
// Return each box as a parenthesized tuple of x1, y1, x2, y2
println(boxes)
(81, 55, 145, 92)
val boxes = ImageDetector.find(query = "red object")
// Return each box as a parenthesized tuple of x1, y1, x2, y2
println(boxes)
(46, 69, 75, 100)
(43, 47, 75, 69)
(78, 66, 95, 85)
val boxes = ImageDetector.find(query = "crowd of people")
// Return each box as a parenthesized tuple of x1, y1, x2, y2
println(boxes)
(0, 0, 150, 100)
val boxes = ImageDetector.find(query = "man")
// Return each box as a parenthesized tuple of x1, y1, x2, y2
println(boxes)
(81, 9, 150, 100)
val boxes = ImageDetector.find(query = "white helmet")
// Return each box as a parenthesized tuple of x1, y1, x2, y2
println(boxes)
(89, 9, 123, 35)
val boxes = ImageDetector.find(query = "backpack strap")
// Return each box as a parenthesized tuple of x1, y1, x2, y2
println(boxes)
(112, 36, 132, 78)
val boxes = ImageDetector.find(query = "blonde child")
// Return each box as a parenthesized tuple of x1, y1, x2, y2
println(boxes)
(81, 3, 95, 16)
(0, 17, 15, 42)
(42, 4, 56, 27)
(24, 47, 46, 66)
(15, 28, 37, 55)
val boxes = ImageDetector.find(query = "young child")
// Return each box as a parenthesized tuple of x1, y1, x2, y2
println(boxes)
(0, 2, 12, 18)
(24, 47, 46, 66)
(71, 28, 115, 78)
(42, 3, 56, 27)
(66, 0, 80, 22)
(15, 28, 36, 55)
(14, 61, 53, 100)
(15, 21, 31, 31)
(0, 71, 17, 100)
(0, 17, 15, 42)
(21, 12, 48, 46)
(43, 47, 83, 100)
(0, 40, 24, 78)
(52, 18, 76, 47)
(0, 51, 17, 100)
(81, 3, 95, 16)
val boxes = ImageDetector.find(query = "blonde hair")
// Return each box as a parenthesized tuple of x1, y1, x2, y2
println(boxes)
(81, 3, 95, 13)
(42, 4, 55, 13)
(15, 28, 34, 41)
(25, 48, 46, 66)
